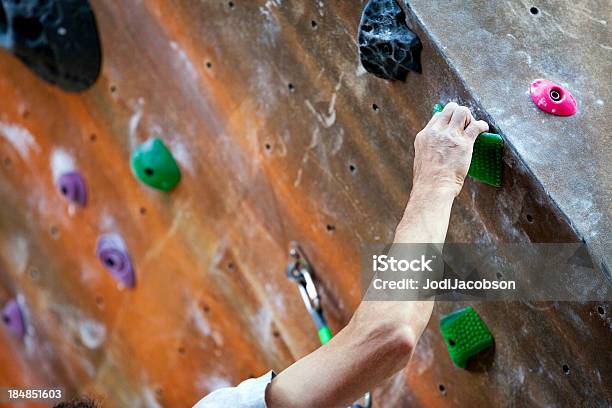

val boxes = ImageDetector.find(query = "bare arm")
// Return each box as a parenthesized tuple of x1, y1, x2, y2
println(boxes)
(266, 103, 488, 408)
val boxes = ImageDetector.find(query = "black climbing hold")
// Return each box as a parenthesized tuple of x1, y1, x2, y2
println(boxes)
(0, 0, 102, 92)
(358, 0, 422, 81)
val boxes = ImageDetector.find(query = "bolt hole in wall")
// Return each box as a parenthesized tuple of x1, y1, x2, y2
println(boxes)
(311, 20, 318, 29)
(264, 142, 272, 152)
(326, 224, 336, 233)
(597, 305, 605, 315)
(562, 364, 570, 375)
(526, 214, 534, 223)
(227, 1, 234, 9)
(349, 163, 357, 174)
(438, 384, 446, 395)
(206, 61, 213, 69)
(29, 267, 40, 281)
(372, 103, 380, 112)
(110, 85, 117, 93)
(530, 6, 539, 15)
(200, 301, 211, 314)
(288, 83, 295, 92)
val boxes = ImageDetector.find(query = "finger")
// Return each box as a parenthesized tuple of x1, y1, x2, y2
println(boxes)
(423, 112, 440, 130)
(449, 106, 472, 130)
(434, 102, 458, 126)
(464, 119, 490, 140)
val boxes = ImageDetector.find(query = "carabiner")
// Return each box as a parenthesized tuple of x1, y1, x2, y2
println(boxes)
(286, 241, 321, 314)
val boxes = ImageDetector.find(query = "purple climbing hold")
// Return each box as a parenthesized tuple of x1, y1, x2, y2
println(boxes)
(57, 171, 87, 207)
(2, 299, 25, 339)
(96, 234, 135, 288)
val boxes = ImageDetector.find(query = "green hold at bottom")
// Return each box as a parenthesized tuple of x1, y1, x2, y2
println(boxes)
(432, 103, 503, 187)
(318, 326, 333, 345)
(439, 307, 494, 369)
(131, 138, 181, 192)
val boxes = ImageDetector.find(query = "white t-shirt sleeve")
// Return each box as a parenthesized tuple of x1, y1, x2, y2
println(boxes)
(192, 371, 275, 408)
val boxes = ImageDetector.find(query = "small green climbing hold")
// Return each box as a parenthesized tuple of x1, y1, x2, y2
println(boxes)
(432, 103, 445, 115)
(439, 307, 494, 369)
(318, 325, 333, 345)
(131, 138, 181, 191)
(432, 103, 503, 187)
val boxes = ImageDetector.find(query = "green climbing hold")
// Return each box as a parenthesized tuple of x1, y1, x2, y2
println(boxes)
(468, 132, 503, 187)
(432, 103, 444, 115)
(131, 138, 181, 192)
(439, 307, 494, 369)
(318, 325, 333, 345)
(432, 103, 503, 187)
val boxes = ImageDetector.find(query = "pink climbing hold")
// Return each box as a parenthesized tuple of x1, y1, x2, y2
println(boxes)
(530, 79, 577, 116)
(2, 299, 25, 339)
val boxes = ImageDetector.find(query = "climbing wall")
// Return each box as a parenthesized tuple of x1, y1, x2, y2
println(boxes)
(0, 0, 610, 407)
